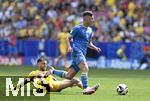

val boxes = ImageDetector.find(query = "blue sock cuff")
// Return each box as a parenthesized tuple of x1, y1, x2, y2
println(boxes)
(53, 70, 67, 78)
(81, 73, 88, 89)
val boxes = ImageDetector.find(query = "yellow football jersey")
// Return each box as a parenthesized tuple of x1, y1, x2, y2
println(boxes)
(58, 32, 69, 45)
(58, 32, 69, 55)
(28, 70, 61, 91)
(117, 48, 123, 56)
(28, 70, 56, 83)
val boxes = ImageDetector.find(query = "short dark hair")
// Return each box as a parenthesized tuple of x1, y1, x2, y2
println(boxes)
(37, 58, 44, 63)
(82, 11, 93, 17)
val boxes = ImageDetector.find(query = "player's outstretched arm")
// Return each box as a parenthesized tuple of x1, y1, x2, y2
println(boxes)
(66, 34, 73, 52)
(45, 66, 55, 76)
(88, 42, 101, 53)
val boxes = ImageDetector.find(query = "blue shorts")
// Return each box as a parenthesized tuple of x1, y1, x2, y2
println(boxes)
(70, 62, 80, 73)
(71, 51, 86, 73)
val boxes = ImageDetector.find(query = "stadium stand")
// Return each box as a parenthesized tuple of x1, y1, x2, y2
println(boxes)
(0, 0, 149, 69)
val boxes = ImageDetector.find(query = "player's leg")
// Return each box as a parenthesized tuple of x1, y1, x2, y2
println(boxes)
(74, 53, 89, 90)
(78, 61, 89, 88)
(72, 78, 83, 89)
(47, 66, 77, 79)
(61, 62, 81, 79)
(65, 67, 77, 79)
(72, 52, 92, 93)
(60, 47, 68, 67)
(56, 79, 82, 91)
(54, 45, 67, 66)
(54, 55, 63, 66)
(77, 55, 100, 94)
(63, 54, 67, 67)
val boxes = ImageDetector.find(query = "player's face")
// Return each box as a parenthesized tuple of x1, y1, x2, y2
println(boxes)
(38, 60, 47, 71)
(83, 15, 94, 26)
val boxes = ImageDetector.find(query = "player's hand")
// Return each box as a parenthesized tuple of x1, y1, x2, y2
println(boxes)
(96, 47, 101, 53)
(67, 46, 72, 52)
(44, 66, 54, 77)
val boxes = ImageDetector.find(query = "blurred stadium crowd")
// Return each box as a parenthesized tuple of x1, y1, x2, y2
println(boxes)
(0, 0, 149, 42)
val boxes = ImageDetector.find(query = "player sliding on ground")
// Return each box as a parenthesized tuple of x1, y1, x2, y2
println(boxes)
(46, 11, 101, 94)
(13, 58, 82, 92)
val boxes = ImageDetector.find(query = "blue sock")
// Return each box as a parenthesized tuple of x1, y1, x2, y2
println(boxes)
(53, 70, 66, 78)
(81, 73, 88, 89)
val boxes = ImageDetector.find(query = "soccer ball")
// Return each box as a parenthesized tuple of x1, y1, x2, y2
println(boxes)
(116, 84, 128, 95)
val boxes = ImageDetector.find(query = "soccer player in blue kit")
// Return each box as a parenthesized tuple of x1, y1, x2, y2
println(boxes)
(46, 11, 101, 94)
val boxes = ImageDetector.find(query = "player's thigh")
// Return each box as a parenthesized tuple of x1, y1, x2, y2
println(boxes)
(73, 52, 88, 72)
(73, 52, 86, 65)
(78, 61, 89, 73)
(49, 81, 62, 92)
(58, 80, 74, 90)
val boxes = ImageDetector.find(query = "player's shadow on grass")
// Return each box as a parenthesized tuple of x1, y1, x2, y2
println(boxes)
(49, 91, 81, 96)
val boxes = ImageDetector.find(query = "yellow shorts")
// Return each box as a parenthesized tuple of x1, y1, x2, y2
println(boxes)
(50, 81, 62, 92)
(59, 45, 67, 55)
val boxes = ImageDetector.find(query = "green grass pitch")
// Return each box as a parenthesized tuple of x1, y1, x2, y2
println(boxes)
(0, 65, 150, 101)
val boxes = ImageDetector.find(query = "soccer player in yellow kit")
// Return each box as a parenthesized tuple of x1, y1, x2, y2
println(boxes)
(14, 58, 82, 92)
(54, 27, 69, 67)
(116, 45, 126, 61)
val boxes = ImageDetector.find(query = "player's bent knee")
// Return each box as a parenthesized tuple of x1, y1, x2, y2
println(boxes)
(81, 68, 88, 73)
(79, 62, 89, 73)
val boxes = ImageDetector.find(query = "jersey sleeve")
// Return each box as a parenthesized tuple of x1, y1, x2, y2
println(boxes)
(28, 71, 37, 78)
(89, 28, 94, 43)
(70, 26, 78, 37)
(90, 33, 93, 42)
(45, 75, 55, 82)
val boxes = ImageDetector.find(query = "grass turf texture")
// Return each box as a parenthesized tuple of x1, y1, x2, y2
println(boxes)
(0, 65, 150, 101)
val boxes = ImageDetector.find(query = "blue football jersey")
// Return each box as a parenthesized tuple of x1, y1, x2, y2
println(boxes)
(70, 25, 93, 56)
